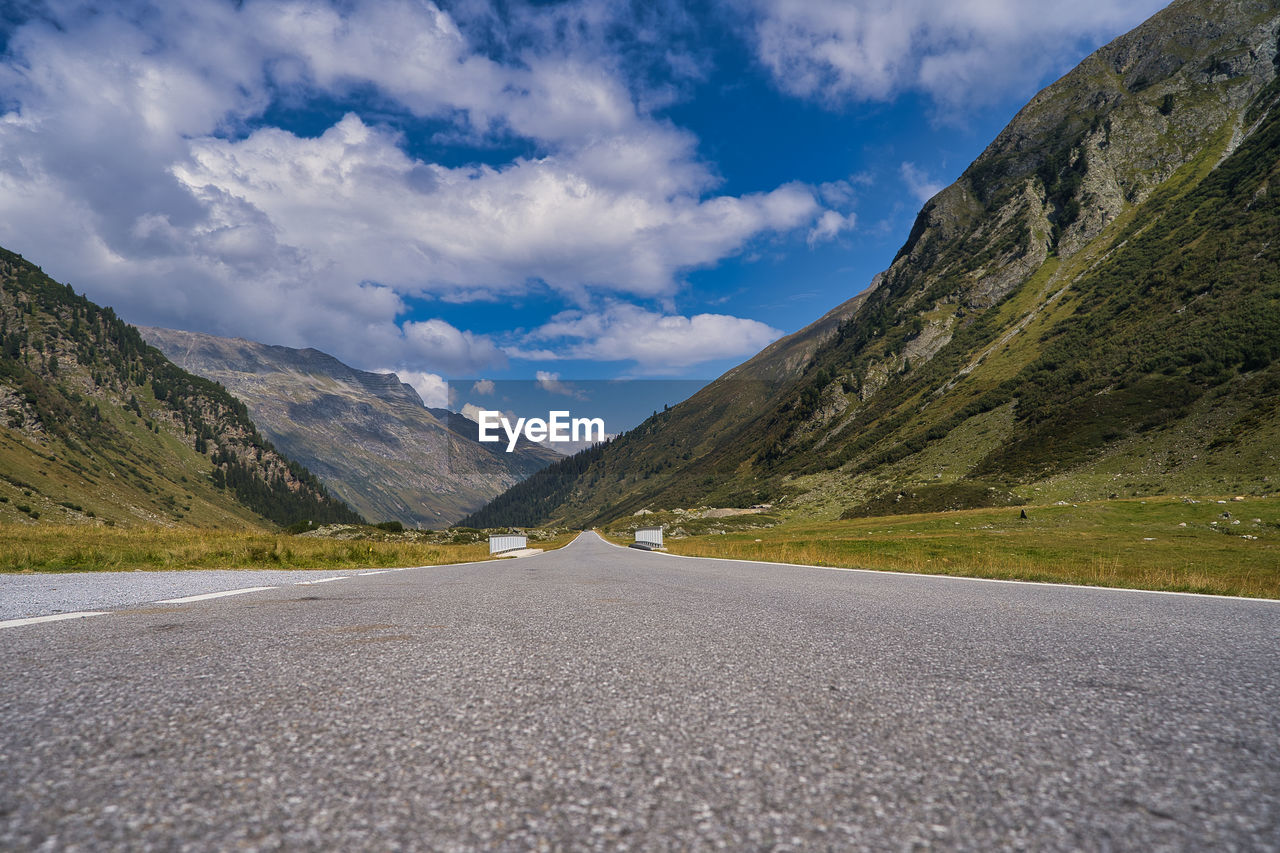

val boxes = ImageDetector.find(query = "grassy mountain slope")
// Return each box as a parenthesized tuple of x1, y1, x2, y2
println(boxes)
(142, 327, 560, 528)
(459, 290, 871, 528)
(0, 248, 362, 528)
(467, 0, 1280, 528)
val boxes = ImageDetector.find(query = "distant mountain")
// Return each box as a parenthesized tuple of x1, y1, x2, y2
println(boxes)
(141, 328, 560, 528)
(466, 0, 1280, 528)
(0, 247, 362, 528)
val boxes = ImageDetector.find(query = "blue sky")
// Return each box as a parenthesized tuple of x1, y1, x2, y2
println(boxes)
(0, 0, 1167, 406)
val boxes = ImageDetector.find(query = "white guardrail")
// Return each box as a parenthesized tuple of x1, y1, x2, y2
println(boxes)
(488, 534, 528, 555)
(634, 527, 664, 548)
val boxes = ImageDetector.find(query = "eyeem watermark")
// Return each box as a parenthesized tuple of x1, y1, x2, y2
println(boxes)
(477, 410, 606, 452)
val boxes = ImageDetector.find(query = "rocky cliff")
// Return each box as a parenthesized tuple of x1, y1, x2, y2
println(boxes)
(142, 327, 560, 528)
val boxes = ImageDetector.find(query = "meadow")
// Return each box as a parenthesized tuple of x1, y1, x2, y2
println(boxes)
(652, 496, 1280, 599)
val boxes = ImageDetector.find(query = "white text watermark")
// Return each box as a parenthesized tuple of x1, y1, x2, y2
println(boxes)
(477, 410, 606, 452)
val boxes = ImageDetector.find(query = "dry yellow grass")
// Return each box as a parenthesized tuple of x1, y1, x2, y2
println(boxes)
(661, 497, 1280, 598)
(0, 525, 576, 572)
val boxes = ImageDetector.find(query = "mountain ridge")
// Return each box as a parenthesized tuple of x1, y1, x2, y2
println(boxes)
(141, 326, 561, 528)
(465, 0, 1280, 529)
(0, 247, 363, 528)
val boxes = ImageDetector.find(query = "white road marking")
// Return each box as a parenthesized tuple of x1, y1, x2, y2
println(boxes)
(359, 570, 389, 576)
(158, 586, 277, 604)
(0, 611, 110, 630)
(590, 531, 1277, 604)
(294, 577, 347, 585)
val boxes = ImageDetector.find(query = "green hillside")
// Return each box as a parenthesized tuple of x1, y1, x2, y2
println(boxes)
(0, 247, 362, 528)
(466, 0, 1280, 529)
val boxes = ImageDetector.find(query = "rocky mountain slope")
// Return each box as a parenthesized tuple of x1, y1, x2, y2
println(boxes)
(0, 247, 362, 528)
(466, 0, 1280, 528)
(141, 328, 560, 528)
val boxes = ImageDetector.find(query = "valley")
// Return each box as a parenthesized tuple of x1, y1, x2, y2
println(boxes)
(466, 0, 1280, 536)
(3, 2, 1280, 849)
(2, 0, 1278, 605)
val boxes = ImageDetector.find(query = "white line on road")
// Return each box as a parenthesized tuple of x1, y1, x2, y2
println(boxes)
(589, 531, 1277, 604)
(158, 586, 278, 604)
(294, 577, 348, 585)
(0, 611, 111, 630)
(359, 570, 389, 576)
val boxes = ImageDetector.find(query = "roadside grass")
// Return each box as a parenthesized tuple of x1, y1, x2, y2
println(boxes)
(661, 496, 1280, 599)
(0, 525, 578, 573)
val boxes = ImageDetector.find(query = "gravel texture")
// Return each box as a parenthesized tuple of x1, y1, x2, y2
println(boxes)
(2, 531, 1278, 850)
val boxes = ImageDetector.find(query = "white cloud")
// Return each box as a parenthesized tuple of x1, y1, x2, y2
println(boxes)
(471, 379, 495, 395)
(807, 210, 856, 246)
(0, 0, 824, 377)
(379, 369, 449, 407)
(171, 115, 818, 301)
(900, 162, 945, 204)
(400, 318, 505, 375)
(736, 0, 1167, 111)
(535, 371, 586, 399)
(512, 303, 784, 370)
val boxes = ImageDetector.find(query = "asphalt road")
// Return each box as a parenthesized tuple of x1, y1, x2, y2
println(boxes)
(2, 531, 1277, 851)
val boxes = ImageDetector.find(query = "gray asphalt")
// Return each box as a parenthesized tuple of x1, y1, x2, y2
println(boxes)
(0, 567, 371, 621)
(2, 531, 1277, 851)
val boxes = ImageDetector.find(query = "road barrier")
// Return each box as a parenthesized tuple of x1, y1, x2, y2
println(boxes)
(488, 534, 528, 555)
(635, 526, 664, 549)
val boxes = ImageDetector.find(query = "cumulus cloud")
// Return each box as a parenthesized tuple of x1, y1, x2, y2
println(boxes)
(512, 303, 784, 371)
(460, 402, 487, 423)
(807, 210, 856, 246)
(380, 369, 449, 407)
(0, 0, 825, 376)
(900, 162, 946, 204)
(400, 318, 505, 375)
(535, 371, 586, 399)
(171, 115, 818, 301)
(736, 0, 1166, 110)
(471, 379, 495, 395)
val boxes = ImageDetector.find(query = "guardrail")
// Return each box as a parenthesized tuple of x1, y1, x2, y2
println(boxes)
(488, 534, 528, 554)
(635, 526, 664, 548)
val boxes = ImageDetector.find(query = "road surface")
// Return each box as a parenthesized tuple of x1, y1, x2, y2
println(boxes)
(2, 531, 1277, 850)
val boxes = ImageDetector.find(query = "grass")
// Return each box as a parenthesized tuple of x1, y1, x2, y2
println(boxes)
(660, 496, 1280, 599)
(0, 525, 578, 573)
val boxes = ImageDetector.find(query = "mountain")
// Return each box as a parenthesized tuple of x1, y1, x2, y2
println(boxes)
(140, 328, 561, 528)
(0, 247, 363, 528)
(465, 0, 1280, 529)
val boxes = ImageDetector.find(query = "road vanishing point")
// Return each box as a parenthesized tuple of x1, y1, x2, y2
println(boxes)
(2, 531, 1277, 850)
